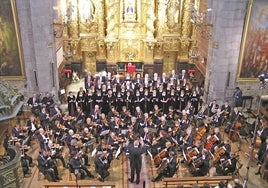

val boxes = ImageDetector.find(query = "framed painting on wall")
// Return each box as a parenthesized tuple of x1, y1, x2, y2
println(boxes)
(237, 0, 268, 82)
(0, 0, 25, 80)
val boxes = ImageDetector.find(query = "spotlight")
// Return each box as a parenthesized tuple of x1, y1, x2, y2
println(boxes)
(258, 73, 268, 83)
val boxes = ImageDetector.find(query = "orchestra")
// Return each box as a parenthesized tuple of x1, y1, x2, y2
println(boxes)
(6, 69, 268, 185)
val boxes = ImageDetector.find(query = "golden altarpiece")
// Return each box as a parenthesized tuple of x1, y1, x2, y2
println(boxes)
(57, 0, 200, 76)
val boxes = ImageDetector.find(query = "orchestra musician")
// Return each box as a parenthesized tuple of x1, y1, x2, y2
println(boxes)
(69, 135, 90, 167)
(190, 149, 210, 176)
(221, 100, 232, 122)
(152, 151, 177, 182)
(27, 93, 41, 116)
(69, 151, 94, 179)
(37, 150, 62, 182)
(212, 108, 224, 127)
(41, 92, 54, 111)
(47, 140, 67, 168)
(211, 139, 232, 163)
(205, 127, 222, 151)
(15, 142, 34, 177)
(255, 137, 268, 175)
(11, 124, 26, 145)
(94, 152, 110, 182)
(49, 103, 62, 121)
(39, 106, 50, 130)
(36, 128, 50, 150)
(208, 99, 219, 116)
(75, 106, 86, 132)
(93, 140, 114, 165)
(216, 152, 238, 176)
(26, 114, 39, 139)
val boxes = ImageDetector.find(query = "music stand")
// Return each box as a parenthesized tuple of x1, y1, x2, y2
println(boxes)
(243, 79, 266, 188)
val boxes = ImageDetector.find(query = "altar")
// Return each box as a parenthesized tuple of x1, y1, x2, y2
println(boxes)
(117, 62, 143, 76)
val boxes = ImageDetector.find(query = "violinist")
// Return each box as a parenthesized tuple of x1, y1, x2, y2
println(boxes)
(39, 106, 50, 130)
(61, 112, 77, 133)
(11, 124, 26, 145)
(216, 152, 238, 176)
(69, 137, 90, 166)
(212, 108, 224, 127)
(152, 151, 177, 182)
(93, 140, 114, 165)
(69, 151, 94, 179)
(37, 128, 50, 150)
(94, 152, 110, 182)
(178, 127, 194, 151)
(221, 100, 231, 122)
(150, 104, 162, 126)
(179, 109, 190, 131)
(26, 114, 39, 141)
(41, 92, 54, 111)
(52, 120, 66, 144)
(37, 149, 61, 182)
(208, 99, 219, 116)
(90, 104, 101, 122)
(27, 93, 41, 116)
(151, 130, 166, 157)
(75, 106, 86, 132)
(47, 140, 67, 168)
(81, 127, 94, 153)
(15, 142, 33, 177)
(49, 103, 62, 121)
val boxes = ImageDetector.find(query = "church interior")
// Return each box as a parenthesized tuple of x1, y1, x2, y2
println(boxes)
(0, 0, 268, 188)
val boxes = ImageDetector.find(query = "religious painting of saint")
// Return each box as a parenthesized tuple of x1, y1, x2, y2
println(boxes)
(237, 0, 268, 82)
(0, 0, 25, 80)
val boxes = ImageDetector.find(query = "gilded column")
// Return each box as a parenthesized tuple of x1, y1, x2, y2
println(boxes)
(67, 0, 79, 38)
(145, 0, 155, 39)
(180, 0, 193, 60)
(106, 1, 118, 39)
(156, 0, 169, 37)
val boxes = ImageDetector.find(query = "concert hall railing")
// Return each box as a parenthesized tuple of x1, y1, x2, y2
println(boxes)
(162, 175, 233, 188)
(0, 146, 24, 188)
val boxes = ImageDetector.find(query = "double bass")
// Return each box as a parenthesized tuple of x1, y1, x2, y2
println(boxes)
(154, 148, 168, 166)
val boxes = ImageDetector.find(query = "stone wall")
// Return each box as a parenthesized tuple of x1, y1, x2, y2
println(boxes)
(15, 0, 59, 98)
(205, 0, 268, 108)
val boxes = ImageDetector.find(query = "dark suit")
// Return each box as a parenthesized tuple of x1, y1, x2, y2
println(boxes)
(94, 156, 110, 181)
(128, 145, 146, 184)
(37, 153, 59, 181)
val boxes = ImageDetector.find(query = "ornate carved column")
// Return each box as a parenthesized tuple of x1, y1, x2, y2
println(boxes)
(179, 0, 193, 61)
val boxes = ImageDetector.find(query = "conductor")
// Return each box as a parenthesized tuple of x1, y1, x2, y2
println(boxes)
(128, 138, 147, 184)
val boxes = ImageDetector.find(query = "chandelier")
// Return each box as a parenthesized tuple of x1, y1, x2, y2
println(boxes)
(189, 3, 213, 39)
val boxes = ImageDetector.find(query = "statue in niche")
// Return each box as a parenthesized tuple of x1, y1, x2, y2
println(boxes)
(126, 3, 134, 13)
(124, 1, 136, 22)
(166, 0, 179, 27)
